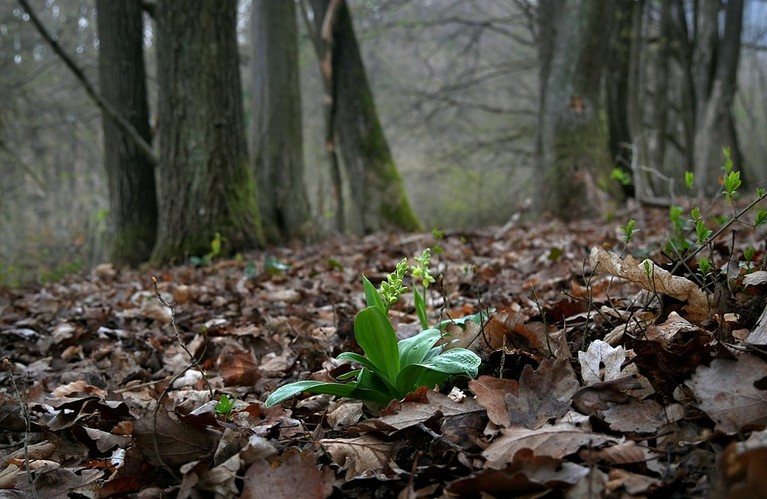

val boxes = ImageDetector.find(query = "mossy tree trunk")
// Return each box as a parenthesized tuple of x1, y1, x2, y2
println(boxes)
(310, 0, 421, 234)
(535, 0, 616, 220)
(251, 0, 311, 243)
(152, 0, 263, 264)
(96, 0, 157, 266)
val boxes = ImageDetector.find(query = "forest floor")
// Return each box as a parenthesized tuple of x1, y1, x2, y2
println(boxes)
(2, 203, 767, 498)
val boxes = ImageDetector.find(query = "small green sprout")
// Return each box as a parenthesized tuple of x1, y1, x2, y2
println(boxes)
(620, 219, 636, 244)
(755, 208, 767, 227)
(215, 394, 235, 417)
(611, 168, 632, 186)
(684, 171, 695, 190)
(698, 257, 712, 276)
(723, 171, 742, 202)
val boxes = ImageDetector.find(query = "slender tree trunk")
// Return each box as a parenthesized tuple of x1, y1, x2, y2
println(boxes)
(693, 0, 744, 195)
(251, 0, 312, 242)
(535, 0, 616, 220)
(152, 0, 263, 263)
(96, 0, 157, 266)
(605, 0, 637, 198)
(310, 0, 421, 234)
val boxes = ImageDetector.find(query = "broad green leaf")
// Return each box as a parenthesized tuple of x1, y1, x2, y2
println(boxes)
(265, 380, 357, 407)
(354, 307, 400, 384)
(425, 348, 481, 377)
(362, 276, 386, 312)
(398, 328, 442, 367)
(265, 379, 392, 407)
(436, 309, 492, 330)
(395, 363, 451, 396)
(337, 352, 399, 394)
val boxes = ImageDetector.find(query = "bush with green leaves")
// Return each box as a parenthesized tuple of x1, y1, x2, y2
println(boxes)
(265, 250, 482, 407)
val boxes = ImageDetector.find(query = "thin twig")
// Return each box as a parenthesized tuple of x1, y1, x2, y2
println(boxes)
(3, 359, 38, 499)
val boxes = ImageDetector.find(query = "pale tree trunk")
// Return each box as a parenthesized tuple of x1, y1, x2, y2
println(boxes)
(535, 0, 616, 220)
(251, 0, 312, 243)
(693, 0, 744, 196)
(309, 0, 421, 234)
(96, 0, 157, 266)
(152, 0, 263, 263)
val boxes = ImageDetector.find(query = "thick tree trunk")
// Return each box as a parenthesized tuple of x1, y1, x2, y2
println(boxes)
(310, 0, 421, 234)
(535, 0, 615, 220)
(693, 0, 744, 195)
(152, 0, 263, 263)
(251, 0, 312, 242)
(96, 0, 157, 266)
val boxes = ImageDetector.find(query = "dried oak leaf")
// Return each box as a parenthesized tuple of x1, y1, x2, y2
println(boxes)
(321, 435, 395, 480)
(133, 410, 221, 469)
(447, 448, 589, 496)
(505, 358, 579, 429)
(483, 422, 620, 468)
(579, 340, 628, 385)
(633, 333, 713, 395)
(602, 399, 684, 434)
(686, 354, 767, 433)
(470, 375, 519, 427)
(241, 449, 333, 499)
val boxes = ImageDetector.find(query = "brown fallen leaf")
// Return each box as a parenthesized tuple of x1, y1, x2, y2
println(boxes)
(686, 354, 767, 433)
(483, 422, 620, 468)
(447, 448, 589, 495)
(241, 449, 334, 499)
(602, 399, 684, 434)
(470, 375, 519, 427)
(320, 435, 395, 480)
(589, 247, 711, 323)
(133, 410, 221, 469)
(505, 358, 579, 429)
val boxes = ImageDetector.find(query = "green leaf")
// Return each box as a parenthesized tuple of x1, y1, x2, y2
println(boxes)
(395, 363, 451, 396)
(362, 276, 386, 313)
(265, 379, 393, 407)
(336, 352, 398, 394)
(413, 287, 429, 330)
(354, 307, 400, 384)
(265, 380, 357, 407)
(425, 348, 481, 377)
(215, 394, 233, 415)
(398, 328, 442, 367)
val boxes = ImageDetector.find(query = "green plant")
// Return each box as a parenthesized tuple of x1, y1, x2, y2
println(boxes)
(214, 394, 235, 418)
(265, 256, 482, 408)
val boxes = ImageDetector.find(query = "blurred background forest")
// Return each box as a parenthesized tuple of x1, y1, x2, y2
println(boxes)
(1, 0, 766, 286)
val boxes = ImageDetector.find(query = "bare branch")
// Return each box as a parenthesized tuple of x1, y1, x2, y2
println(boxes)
(16, 0, 158, 167)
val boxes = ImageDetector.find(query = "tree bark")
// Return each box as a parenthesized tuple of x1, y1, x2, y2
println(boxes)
(693, 0, 744, 195)
(535, 0, 616, 220)
(96, 0, 157, 266)
(152, 0, 263, 263)
(309, 0, 421, 234)
(251, 0, 312, 243)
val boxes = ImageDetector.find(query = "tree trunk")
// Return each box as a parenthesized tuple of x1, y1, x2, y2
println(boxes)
(96, 0, 157, 266)
(535, 0, 616, 220)
(605, 0, 637, 198)
(251, 0, 312, 242)
(693, 0, 744, 195)
(152, 0, 263, 263)
(310, 0, 421, 234)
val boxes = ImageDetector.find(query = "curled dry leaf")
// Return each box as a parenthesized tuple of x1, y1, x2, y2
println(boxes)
(579, 340, 628, 385)
(589, 247, 711, 323)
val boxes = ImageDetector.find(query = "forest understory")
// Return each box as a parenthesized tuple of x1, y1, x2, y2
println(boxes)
(1, 204, 767, 498)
